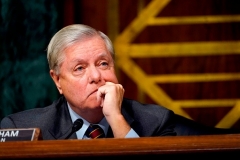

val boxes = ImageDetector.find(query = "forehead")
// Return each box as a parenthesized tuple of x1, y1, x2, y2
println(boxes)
(69, 35, 106, 50)
(64, 36, 111, 60)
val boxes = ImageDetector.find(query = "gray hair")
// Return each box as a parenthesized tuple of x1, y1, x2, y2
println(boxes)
(47, 24, 115, 75)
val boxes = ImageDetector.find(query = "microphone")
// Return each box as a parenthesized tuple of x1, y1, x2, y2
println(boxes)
(65, 118, 84, 139)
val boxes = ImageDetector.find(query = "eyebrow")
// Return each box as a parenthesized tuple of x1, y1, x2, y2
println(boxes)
(70, 53, 111, 63)
(70, 58, 85, 64)
(97, 53, 110, 59)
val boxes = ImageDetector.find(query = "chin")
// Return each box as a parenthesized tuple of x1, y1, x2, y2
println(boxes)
(87, 101, 102, 109)
(93, 105, 102, 109)
(89, 106, 103, 114)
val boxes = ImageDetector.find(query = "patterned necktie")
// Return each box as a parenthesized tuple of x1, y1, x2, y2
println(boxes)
(85, 124, 105, 139)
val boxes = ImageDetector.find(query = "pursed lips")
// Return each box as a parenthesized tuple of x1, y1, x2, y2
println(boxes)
(87, 89, 98, 98)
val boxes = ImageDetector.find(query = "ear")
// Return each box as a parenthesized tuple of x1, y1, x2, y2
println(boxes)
(50, 70, 63, 94)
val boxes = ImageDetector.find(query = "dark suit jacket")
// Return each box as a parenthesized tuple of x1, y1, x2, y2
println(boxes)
(1, 96, 238, 140)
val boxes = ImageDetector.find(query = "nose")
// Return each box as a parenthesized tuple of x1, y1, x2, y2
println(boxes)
(88, 66, 101, 83)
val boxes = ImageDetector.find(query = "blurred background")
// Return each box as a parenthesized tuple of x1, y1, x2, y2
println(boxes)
(1, 0, 240, 130)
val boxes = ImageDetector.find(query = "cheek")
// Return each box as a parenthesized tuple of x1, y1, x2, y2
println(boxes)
(64, 83, 87, 103)
(107, 72, 119, 83)
(60, 78, 84, 94)
(71, 81, 86, 93)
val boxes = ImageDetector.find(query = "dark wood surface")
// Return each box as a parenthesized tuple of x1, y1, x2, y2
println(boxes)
(0, 134, 240, 159)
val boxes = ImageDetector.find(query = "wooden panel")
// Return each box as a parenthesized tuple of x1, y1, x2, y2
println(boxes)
(0, 134, 240, 159)
(114, 0, 240, 129)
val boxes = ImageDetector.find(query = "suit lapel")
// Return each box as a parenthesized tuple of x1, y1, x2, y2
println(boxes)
(48, 97, 76, 139)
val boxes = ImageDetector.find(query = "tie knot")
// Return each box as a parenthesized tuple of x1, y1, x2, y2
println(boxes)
(85, 124, 105, 139)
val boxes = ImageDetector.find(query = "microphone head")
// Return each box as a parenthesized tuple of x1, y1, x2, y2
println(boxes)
(72, 119, 83, 132)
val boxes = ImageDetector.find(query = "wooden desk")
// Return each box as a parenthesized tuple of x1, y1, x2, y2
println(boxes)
(1, 134, 240, 159)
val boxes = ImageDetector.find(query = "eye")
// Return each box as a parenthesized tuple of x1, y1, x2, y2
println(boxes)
(76, 66, 83, 71)
(101, 61, 108, 66)
(73, 65, 85, 76)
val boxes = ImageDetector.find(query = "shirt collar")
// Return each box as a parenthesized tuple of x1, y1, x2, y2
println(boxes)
(67, 103, 109, 139)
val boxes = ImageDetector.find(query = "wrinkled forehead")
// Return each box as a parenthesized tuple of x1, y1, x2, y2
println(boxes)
(63, 36, 111, 61)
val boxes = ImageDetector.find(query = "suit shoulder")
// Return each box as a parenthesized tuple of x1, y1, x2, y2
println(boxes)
(1, 96, 66, 126)
(122, 98, 174, 118)
(123, 98, 171, 111)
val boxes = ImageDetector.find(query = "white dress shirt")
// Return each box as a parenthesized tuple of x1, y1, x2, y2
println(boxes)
(67, 103, 139, 139)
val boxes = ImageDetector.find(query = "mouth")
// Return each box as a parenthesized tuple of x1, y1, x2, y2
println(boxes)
(88, 89, 98, 97)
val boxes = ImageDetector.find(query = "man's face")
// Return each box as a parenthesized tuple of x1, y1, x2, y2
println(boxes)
(52, 36, 118, 112)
